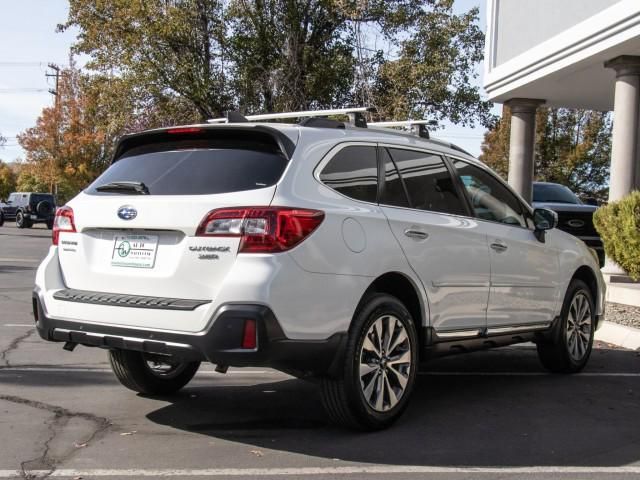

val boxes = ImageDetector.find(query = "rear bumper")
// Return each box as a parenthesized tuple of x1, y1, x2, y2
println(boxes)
(33, 293, 346, 376)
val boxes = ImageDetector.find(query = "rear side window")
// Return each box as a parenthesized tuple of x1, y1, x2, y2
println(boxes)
(388, 148, 466, 215)
(87, 145, 288, 196)
(319, 145, 378, 203)
(380, 148, 410, 208)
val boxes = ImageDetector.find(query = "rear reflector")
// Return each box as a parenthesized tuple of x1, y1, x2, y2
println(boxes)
(241, 319, 257, 349)
(52, 206, 76, 245)
(196, 207, 324, 253)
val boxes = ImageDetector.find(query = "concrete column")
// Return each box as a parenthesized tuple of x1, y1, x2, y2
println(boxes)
(505, 98, 545, 203)
(636, 101, 640, 190)
(604, 55, 640, 201)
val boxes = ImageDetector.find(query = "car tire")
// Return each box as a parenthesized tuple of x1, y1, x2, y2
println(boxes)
(0, 213, 3, 227)
(109, 349, 200, 395)
(537, 279, 595, 373)
(320, 293, 418, 430)
(16, 211, 29, 229)
(46, 220, 54, 230)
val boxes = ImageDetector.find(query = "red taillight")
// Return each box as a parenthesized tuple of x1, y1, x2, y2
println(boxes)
(167, 127, 203, 134)
(52, 206, 76, 245)
(196, 207, 324, 253)
(241, 319, 257, 349)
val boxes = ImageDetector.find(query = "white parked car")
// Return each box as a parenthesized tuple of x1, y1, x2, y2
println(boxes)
(33, 109, 605, 430)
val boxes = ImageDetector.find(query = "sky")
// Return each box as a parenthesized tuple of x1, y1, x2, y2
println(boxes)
(0, 0, 498, 163)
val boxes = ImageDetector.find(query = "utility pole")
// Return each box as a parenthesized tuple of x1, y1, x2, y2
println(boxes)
(45, 63, 61, 196)
(46, 63, 60, 108)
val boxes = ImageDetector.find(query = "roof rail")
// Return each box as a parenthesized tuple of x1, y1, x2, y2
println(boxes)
(368, 120, 437, 139)
(208, 107, 375, 128)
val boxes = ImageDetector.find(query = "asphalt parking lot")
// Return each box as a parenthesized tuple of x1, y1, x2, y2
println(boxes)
(1, 223, 640, 480)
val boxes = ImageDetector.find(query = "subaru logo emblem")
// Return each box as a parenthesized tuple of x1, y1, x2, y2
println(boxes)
(566, 219, 585, 228)
(117, 205, 137, 221)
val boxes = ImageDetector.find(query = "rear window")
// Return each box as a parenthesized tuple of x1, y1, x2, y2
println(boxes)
(87, 143, 288, 196)
(30, 194, 55, 204)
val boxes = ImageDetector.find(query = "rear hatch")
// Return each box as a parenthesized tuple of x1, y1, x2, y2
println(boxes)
(57, 126, 296, 300)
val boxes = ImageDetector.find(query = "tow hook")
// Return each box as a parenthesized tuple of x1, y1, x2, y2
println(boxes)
(63, 341, 78, 352)
(215, 364, 229, 374)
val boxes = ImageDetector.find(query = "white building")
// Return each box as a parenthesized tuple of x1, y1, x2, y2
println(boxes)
(483, 0, 640, 204)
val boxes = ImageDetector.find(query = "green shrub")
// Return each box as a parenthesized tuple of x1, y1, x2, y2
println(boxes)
(593, 190, 640, 280)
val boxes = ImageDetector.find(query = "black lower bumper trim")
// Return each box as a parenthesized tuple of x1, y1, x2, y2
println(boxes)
(33, 294, 346, 376)
(53, 288, 210, 311)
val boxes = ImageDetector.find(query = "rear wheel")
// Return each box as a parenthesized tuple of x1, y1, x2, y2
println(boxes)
(109, 349, 200, 395)
(537, 279, 595, 373)
(320, 293, 418, 430)
(46, 219, 54, 230)
(0, 212, 3, 227)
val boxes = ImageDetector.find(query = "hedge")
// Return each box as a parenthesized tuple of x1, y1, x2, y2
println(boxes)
(593, 190, 640, 280)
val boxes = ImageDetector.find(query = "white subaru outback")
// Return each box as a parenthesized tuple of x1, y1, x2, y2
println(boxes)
(33, 110, 605, 430)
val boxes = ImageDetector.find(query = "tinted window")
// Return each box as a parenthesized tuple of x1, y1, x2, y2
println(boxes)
(87, 148, 288, 196)
(388, 149, 466, 215)
(454, 160, 527, 228)
(380, 148, 410, 208)
(319, 146, 378, 203)
(533, 183, 581, 204)
(30, 194, 55, 205)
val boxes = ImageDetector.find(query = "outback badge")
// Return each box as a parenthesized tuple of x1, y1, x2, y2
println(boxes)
(117, 205, 137, 221)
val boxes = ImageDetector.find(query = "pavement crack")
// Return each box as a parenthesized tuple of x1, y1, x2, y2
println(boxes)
(0, 328, 35, 367)
(0, 395, 112, 479)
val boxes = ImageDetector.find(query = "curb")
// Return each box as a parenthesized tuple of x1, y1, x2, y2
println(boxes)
(595, 321, 640, 350)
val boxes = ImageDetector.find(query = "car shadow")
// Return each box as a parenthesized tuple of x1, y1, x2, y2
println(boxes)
(0, 265, 37, 273)
(146, 347, 640, 467)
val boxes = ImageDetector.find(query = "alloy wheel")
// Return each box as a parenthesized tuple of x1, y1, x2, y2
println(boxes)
(566, 291, 592, 361)
(359, 314, 412, 412)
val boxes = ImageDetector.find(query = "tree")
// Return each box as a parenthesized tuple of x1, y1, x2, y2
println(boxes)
(17, 65, 106, 202)
(61, 0, 494, 126)
(0, 162, 16, 201)
(480, 106, 612, 199)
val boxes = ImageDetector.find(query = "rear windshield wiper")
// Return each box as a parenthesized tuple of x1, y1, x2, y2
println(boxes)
(95, 181, 150, 195)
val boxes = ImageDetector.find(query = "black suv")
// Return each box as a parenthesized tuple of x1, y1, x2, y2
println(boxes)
(532, 182, 604, 267)
(0, 192, 56, 229)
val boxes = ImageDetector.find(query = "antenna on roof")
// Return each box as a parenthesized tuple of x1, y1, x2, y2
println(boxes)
(369, 120, 437, 139)
(208, 107, 376, 128)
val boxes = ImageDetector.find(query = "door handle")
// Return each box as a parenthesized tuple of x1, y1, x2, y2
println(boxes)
(404, 229, 429, 240)
(490, 240, 508, 252)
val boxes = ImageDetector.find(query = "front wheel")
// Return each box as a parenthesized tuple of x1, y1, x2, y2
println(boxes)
(109, 350, 200, 395)
(320, 293, 418, 430)
(16, 211, 27, 228)
(537, 279, 595, 373)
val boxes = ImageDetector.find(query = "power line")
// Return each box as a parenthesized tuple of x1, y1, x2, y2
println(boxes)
(0, 61, 46, 67)
(0, 88, 49, 93)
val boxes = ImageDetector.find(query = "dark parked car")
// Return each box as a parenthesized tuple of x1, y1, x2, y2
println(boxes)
(0, 192, 56, 229)
(532, 182, 604, 267)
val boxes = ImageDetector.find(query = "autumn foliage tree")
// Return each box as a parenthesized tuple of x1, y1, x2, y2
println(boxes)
(61, 0, 494, 126)
(17, 66, 106, 202)
(480, 106, 612, 199)
(0, 162, 17, 201)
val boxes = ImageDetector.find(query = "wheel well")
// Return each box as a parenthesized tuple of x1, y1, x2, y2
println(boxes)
(362, 272, 425, 338)
(572, 266, 598, 304)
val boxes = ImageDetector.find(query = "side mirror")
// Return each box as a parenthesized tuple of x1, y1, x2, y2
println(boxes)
(533, 208, 558, 231)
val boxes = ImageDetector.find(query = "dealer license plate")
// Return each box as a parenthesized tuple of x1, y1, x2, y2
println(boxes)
(111, 234, 159, 268)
